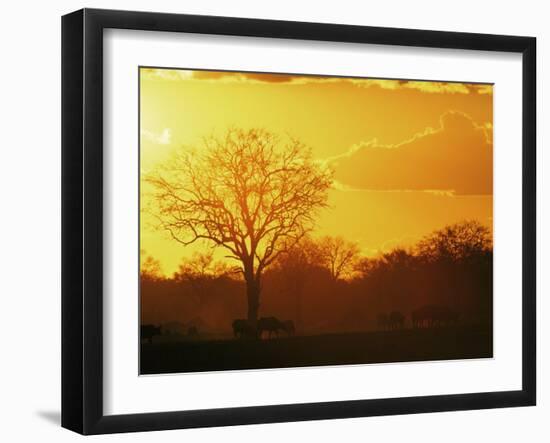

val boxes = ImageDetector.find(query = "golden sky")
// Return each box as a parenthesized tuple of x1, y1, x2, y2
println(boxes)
(140, 68, 493, 275)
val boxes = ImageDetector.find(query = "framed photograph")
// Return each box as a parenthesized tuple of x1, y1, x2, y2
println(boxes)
(62, 8, 536, 435)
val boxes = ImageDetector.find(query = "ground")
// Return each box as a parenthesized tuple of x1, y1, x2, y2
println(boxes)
(140, 326, 492, 374)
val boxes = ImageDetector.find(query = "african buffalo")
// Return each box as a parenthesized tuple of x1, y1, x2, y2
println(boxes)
(281, 320, 296, 336)
(141, 324, 161, 344)
(377, 313, 389, 331)
(412, 305, 459, 328)
(388, 311, 405, 330)
(258, 317, 284, 339)
(232, 319, 255, 339)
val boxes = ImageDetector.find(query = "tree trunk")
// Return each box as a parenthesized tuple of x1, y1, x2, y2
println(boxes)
(245, 274, 260, 336)
(294, 281, 303, 335)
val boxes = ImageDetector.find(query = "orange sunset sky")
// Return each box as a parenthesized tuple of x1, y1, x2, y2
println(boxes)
(140, 67, 493, 275)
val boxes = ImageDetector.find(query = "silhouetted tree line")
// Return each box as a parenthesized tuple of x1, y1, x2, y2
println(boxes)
(349, 220, 492, 331)
(141, 220, 492, 335)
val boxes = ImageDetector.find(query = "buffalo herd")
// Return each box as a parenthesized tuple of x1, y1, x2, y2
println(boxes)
(232, 317, 295, 339)
(378, 305, 459, 331)
(376, 311, 405, 331)
(143, 305, 459, 344)
(411, 305, 459, 328)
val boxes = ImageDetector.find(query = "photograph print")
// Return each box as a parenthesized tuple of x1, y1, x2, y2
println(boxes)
(139, 67, 493, 375)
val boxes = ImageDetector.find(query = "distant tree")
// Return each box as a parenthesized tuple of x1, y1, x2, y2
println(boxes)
(271, 237, 324, 332)
(318, 236, 360, 281)
(380, 248, 416, 270)
(378, 248, 417, 307)
(174, 251, 237, 308)
(416, 220, 492, 263)
(355, 256, 379, 278)
(175, 251, 216, 279)
(146, 128, 332, 329)
(354, 249, 413, 281)
(174, 251, 235, 281)
(414, 220, 493, 318)
(140, 250, 163, 281)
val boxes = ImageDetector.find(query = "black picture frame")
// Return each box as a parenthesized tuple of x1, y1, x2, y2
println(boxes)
(62, 8, 536, 435)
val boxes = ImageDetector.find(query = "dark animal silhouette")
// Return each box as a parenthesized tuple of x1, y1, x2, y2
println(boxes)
(281, 320, 296, 336)
(141, 324, 161, 344)
(187, 326, 198, 337)
(377, 313, 389, 331)
(412, 305, 459, 328)
(412, 305, 437, 328)
(161, 321, 186, 336)
(258, 317, 284, 339)
(388, 311, 405, 330)
(232, 319, 255, 339)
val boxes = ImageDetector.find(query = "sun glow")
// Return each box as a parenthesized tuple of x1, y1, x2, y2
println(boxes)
(140, 68, 493, 276)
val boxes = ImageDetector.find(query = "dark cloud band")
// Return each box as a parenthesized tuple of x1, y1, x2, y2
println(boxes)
(329, 111, 493, 195)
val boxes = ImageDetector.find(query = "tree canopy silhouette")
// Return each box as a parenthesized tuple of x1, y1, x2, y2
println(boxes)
(140, 250, 163, 281)
(416, 220, 492, 262)
(146, 128, 333, 329)
(318, 236, 360, 281)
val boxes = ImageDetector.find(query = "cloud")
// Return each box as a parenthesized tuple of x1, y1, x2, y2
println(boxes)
(140, 68, 492, 95)
(141, 128, 172, 145)
(329, 111, 492, 195)
(351, 80, 492, 95)
(141, 68, 192, 81)
(141, 68, 297, 84)
(348, 79, 476, 94)
(192, 70, 296, 83)
(400, 81, 469, 94)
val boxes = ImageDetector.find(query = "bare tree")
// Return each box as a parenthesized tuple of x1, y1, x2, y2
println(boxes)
(318, 236, 360, 281)
(140, 249, 163, 281)
(146, 128, 332, 329)
(271, 237, 323, 333)
(179, 251, 214, 276)
(174, 251, 235, 309)
(416, 220, 492, 262)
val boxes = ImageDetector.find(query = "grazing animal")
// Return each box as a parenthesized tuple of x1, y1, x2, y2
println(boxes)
(161, 321, 186, 336)
(412, 305, 459, 328)
(141, 324, 161, 344)
(411, 308, 423, 328)
(412, 305, 436, 328)
(435, 306, 459, 327)
(187, 326, 198, 337)
(281, 320, 296, 336)
(388, 311, 405, 330)
(232, 319, 255, 339)
(377, 313, 389, 331)
(258, 316, 284, 339)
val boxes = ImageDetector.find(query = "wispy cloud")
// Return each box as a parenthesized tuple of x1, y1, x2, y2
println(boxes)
(141, 128, 172, 145)
(141, 69, 193, 81)
(140, 68, 492, 95)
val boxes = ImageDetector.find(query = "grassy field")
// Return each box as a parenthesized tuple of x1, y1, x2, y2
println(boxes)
(140, 326, 492, 374)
